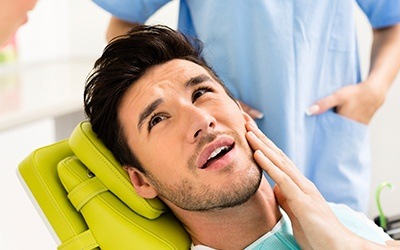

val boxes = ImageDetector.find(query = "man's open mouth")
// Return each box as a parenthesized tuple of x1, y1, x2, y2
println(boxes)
(200, 143, 234, 169)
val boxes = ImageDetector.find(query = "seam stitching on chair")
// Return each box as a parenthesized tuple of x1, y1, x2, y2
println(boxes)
(57, 230, 98, 250)
(30, 146, 77, 238)
(91, 195, 177, 249)
(76, 127, 159, 215)
(69, 178, 107, 211)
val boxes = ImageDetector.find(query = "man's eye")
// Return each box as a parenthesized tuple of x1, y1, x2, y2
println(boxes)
(148, 113, 167, 131)
(192, 87, 212, 102)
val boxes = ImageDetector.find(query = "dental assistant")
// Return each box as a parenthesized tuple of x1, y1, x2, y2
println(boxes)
(92, 0, 400, 213)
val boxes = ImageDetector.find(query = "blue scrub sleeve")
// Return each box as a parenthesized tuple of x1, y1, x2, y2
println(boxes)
(356, 0, 400, 28)
(92, 0, 171, 23)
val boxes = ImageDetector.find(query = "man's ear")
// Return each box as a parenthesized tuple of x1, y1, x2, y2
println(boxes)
(124, 166, 158, 199)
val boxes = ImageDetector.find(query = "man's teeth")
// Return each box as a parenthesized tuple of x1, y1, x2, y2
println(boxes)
(208, 146, 230, 160)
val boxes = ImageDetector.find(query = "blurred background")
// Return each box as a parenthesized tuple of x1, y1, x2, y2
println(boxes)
(0, 0, 398, 249)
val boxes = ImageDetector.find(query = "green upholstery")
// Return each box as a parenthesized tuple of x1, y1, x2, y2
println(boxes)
(68, 122, 166, 219)
(18, 121, 191, 250)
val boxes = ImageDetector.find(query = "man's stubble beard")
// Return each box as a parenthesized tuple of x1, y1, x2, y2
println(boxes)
(145, 131, 262, 212)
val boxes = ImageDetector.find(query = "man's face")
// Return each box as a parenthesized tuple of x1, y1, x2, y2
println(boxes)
(119, 59, 262, 211)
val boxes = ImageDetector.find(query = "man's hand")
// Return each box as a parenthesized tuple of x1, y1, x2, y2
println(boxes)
(245, 121, 397, 249)
(305, 81, 385, 125)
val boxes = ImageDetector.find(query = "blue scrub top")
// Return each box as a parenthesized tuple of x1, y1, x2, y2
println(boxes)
(92, 0, 400, 213)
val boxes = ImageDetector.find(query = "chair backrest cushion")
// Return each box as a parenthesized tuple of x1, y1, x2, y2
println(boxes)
(17, 140, 89, 244)
(68, 121, 166, 219)
(58, 155, 190, 250)
(18, 121, 191, 249)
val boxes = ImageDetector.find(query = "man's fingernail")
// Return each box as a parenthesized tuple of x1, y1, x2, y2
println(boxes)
(305, 104, 320, 116)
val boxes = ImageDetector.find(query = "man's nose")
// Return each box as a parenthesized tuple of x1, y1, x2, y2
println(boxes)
(186, 107, 216, 144)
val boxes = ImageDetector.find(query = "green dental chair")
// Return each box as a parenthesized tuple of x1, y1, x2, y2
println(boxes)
(17, 121, 190, 250)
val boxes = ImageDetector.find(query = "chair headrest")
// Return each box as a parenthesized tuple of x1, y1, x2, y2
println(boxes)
(68, 121, 166, 219)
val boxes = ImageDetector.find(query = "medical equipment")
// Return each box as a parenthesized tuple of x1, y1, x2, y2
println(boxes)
(374, 182, 400, 240)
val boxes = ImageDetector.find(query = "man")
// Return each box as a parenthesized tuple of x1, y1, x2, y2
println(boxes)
(84, 25, 398, 249)
(92, 0, 400, 213)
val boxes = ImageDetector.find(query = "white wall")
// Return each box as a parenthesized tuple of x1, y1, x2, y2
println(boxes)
(16, 0, 177, 64)
(16, 0, 109, 64)
(369, 72, 400, 219)
(67, 0, 111, 60)
(0, 1, 109, 248)
(0, 1, 399, 249)
(16, 0, 69, 64)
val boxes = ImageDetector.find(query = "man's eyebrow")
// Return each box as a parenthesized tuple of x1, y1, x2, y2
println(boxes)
(138, 98, 163, 131)
(137, 74, 212, 131)
(185, 74, 212, 88)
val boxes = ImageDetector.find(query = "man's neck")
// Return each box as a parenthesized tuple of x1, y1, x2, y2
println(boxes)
(172, 178, 281, 249)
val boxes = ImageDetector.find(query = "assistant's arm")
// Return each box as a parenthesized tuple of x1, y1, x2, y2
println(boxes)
(106, 16, 140, 42)
(368, 23, 400, 102)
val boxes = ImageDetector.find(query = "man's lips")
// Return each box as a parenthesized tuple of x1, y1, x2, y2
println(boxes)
(197, 136, 235, 169)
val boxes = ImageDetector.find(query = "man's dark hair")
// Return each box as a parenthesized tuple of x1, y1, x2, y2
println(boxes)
(84, 25, 234, 172)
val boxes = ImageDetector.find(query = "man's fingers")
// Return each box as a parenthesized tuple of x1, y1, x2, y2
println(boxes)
(254, 150, 301, 200)
(386, 240, 400, 247)
(246, 128, 302, 179)
(246, 131, 289, 172)
(245, 122, 276, 149)
(247, 127, 319, 199)
(246, 122, 299, 172)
